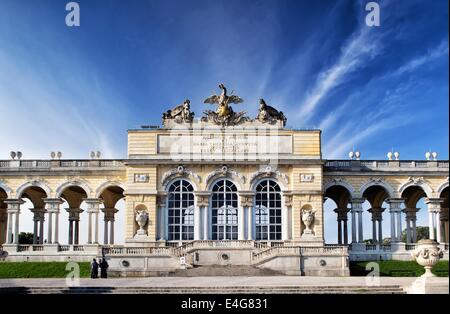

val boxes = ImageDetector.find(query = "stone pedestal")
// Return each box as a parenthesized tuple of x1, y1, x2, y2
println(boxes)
(43, 244, 59, 253)
(408, 276, 449, 294)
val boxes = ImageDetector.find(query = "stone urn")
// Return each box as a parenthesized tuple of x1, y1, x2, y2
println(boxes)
(411, 239, 444, 277)
(301, 210, 315, 234)
(135, 210, 149, 236)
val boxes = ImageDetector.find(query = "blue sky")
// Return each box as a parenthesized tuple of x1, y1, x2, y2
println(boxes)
(0, 0, 448, 243)
(0, 0, 448, 160)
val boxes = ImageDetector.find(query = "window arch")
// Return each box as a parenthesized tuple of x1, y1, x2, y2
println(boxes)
(167, 179, 194, 241)
(211, 179, 238, 240)
(255, 179, 282, 240)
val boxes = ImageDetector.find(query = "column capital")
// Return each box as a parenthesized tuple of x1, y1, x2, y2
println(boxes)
(350, 198, 364, 211)
(238, 191, 254, 207)
(84, 198, 103, 213)
(30, 208, 46, 221)
(43, 198, 63, 213)
(333, 208, 349, 220)
(4, 199, 25, 212)
(386, 198, 405, 212)
(65, 207, 84, 220)
(402, 207, 419, 219)
(425, 198, 444, 212)
(156, 192, 168, 207)
(283, 191, 293, 207)
(194, 191, 211, 207)
(368, 207, 385, 221)
(102, 207, 119, 220)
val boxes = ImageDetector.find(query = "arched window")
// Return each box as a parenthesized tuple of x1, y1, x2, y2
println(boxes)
(211, 179, 238, 240)
(167, 180, 194, 241)
(255, 179, 282, 240)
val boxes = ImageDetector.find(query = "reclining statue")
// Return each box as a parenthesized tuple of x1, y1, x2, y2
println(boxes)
(256, 99, 287, 126)
(162, 99, 194, 125)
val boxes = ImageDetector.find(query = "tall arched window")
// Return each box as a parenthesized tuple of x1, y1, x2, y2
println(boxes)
(167, 179, 194, 241)
(211, 179, 238, 240)
(255, 179, 282, 240)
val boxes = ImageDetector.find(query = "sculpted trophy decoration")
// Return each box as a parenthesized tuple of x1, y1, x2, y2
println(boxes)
(256, 98, 287, 126)
(162, 99, 194, 126)
(202, 83, 249, 126)
(301, 209, 315, 235)
(135, 210, 149, 236)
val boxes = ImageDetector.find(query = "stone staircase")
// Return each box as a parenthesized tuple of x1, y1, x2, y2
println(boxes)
(0, 285, 406, 294)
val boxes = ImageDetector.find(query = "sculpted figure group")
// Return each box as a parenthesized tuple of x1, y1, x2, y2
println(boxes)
(162, 84, 287, 127)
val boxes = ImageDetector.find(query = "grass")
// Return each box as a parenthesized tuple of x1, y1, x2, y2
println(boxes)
(0, 262, 91, 278)
(350, 260, 449, 277)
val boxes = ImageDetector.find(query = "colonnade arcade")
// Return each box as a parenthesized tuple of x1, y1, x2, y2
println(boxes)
(0, 183, 124, 246)
(155, 178, 290, 242)
(325, 182, 450, 245)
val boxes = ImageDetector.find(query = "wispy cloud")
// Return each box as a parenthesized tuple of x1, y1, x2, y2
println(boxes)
(296, 26, 383, 122)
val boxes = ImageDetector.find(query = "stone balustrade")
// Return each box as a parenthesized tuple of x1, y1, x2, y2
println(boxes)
(325, 160, 449, 171)
(0, 159, 124, 171)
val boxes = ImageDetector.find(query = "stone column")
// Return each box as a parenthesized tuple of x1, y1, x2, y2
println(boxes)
(39, 219, 44, 244)
(239, 192, 254, 241)
(110, 220, 114, 245)
(6, 212, 12, 244)
(343, 219, 348, 244)
(351, 210, 356, 243)
(412, 218, 417, 243)
(441, 208, 449, 243)
(387, 199, 404, 243)
(425, 198, 444, 242)
(68, 220, 74, 245)
(282, 193, 293, 241)
(66, 208, 83, 245)
(43, 198, 63, 244)
(403, 208, 418, 244)
(378, 220, 383, 245)
(85, 199, 103, 244)
(338, 220, 343, 244)
(102, 208, 118, 245)
(156, 193, 167, 241)
(436, 211, 442, 243)
(351, 199, 364, 244)
(30, 208, 45, 244)
(333, 208, 347, 244)
(4, 200, 24, 245)
(371, 220, 377, 243)
(194, 192, 210, 241)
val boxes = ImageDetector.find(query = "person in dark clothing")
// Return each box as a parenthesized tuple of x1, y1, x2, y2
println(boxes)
(99, 258, 109, 278)
(90, 258, 99, 279)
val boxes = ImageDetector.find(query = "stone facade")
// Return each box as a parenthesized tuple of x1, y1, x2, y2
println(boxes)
(0, 119, 448, 276)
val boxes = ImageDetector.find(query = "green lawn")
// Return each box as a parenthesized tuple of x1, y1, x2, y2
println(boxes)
(0, 262, 90, 278)
(350, 260, 449, 277)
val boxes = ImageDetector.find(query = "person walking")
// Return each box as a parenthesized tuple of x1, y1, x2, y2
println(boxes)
(90, 258, 99, 279)
(99, 257, 109, 278)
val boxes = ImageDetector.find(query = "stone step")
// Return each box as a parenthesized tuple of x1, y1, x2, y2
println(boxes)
(0, 285, 406, 294)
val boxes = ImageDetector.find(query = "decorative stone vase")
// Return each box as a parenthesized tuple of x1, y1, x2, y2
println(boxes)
(135, 210, 149, 236)
(301, 210, 315, 235)
(411, 239, 444, 277)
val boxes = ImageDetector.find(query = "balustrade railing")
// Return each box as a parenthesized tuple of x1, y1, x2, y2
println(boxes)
(0, 159, 124, 170)
(405, 244, 416, 251)
(325, 160, 449, 170)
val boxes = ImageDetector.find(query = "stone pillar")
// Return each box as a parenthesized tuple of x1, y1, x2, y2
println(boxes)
(239, 192, 254, 241)
(338, 220, 343, 244)
(6, 212, 13, 244)
(412, 219, 417, 243)
(350, 199, 364, 244)
(371, 220, 377, 243)
(405, 218, 411, 244)
(343, 219, 348, 244)
(378, 220, 383, 245)
(156, 193, 167, 241)
(68, 220, 74, 245)
(441, 208, 449, 243)
(43, 198, 63, 244)
(387, 199, 405, 243)
(39, 219, 44, 244)
(102, 208, 118, 245)
(403, 208, 418, 244)
(425, 198, 444, 242)
(85, 199, 102, 244)
(193, 193, 209, 241)
(436, 211, 442, 243)
(110, 221, 114, 245)
(283, 193, 293, 241)
(194, 204, 202, 241)
(4, 200, 24, 245)
(351, 210, 356, 243)
(66, 208, 83, 245)
(30, 208, 45, 245)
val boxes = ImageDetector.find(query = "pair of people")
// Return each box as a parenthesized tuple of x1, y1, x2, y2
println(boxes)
(90, 258, 109, 279)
